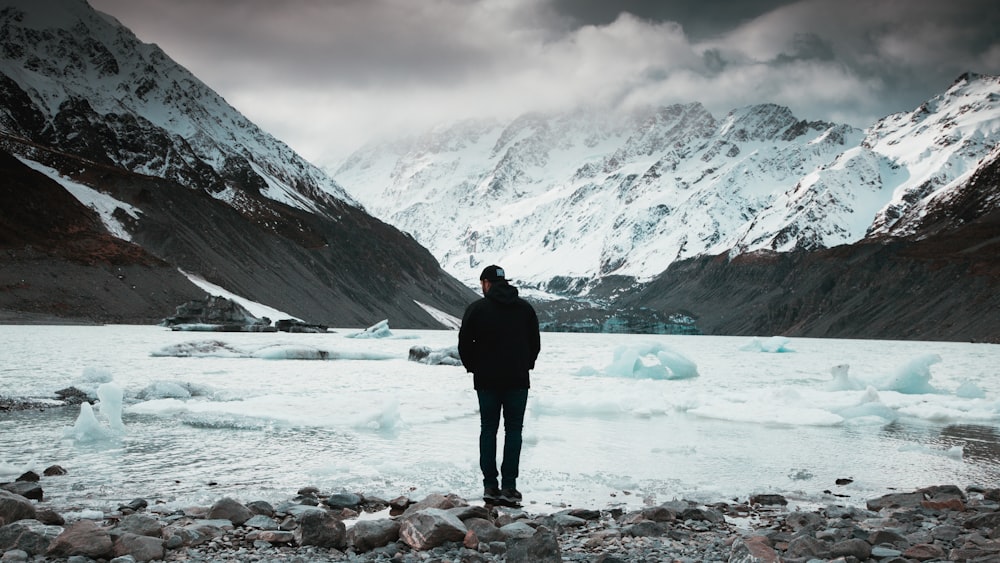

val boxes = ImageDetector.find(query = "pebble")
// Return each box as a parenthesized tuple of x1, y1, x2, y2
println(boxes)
(2, 484, 999, 562)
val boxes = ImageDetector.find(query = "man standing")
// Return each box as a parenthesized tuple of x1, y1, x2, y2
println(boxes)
(458, 265, 540, 507)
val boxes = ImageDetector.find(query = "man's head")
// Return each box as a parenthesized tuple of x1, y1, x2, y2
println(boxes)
(479, 264, 506, 294)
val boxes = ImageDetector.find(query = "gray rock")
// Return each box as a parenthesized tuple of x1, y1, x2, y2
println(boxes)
(293, 509, 346, 549)
(0, 492, 35, 526)
(785, 511, 824, 531)
(505, 525, 561, 563)
(830, 537, 871, 560)
(871, 545, 903, 558)
(243, 514, 279, 530)
(964, 511, 1000, 530)
(207, 497, 253, 525)
(499, 521, 536, 539)
(117, 514, 162, 538)
(465, 517, 505, 543)
(624, 520, 668, 537)
(0, 549, 28, 562)
(46, 520, 111, 559)
(447, 504, 491, 521)
(2, 521, 58, 556)
(868, 528, 909, 547)
(729, 536, 779, 563)
(784, 535, 830, 560)
(324, 492, 362, 510)
(112, 532, 164, 562)
(347, 518, 400, 552)
(256, 530, 295, 544)
(246, 500, 274, 516)
(399, 508, 467, 550)
(401, 493, 460, 517)
(0, 485, 40, 503)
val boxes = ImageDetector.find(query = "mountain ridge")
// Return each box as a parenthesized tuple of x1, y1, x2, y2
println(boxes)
(334, 74, 999, 297)
(0, 0, 476, 328)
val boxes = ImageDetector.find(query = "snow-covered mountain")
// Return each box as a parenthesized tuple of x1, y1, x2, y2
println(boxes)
(0, 0, 354, 214)
(334, 74, 1000, 296)
(0, 0, 475, 327)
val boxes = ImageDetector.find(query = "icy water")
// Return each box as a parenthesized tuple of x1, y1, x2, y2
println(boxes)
(1, 325, 998, 514)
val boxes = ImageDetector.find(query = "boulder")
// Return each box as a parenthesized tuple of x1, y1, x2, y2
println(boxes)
(207, 497, 253, 525)
(500, 521, 537, 539)
(400, 493, 460, 517)
(0, 491, 35, 525)
(347, 518, 400, 552)
(246, 500, 275, 516)
(464, 517, 505, 543)
(903, 543, 946, 560)
(729, 536, 779, 563)
(117, 514, 162, 538)
(1, 519, 63, 556)
(505, 525, 561, 563)
(446, 505, 490, 522)
(293, 510, 346, 549)
(784, 535, 830, 560)
(0, 483, 41, 502)
(243, 515, 279, 530)
(324, 492, 362, 510)
(830, 537, 872, 560)
(45, 520, 111, 559)
(399, 508, 467, 550)
(113, 531, 164, 562)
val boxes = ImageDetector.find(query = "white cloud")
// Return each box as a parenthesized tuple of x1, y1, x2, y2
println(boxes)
(90, 0, 999, 167)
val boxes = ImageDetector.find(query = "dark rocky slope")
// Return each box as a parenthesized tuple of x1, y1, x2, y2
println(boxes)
(621, 195, 999, 342)
(0, 149, 206, 324)
(0, 145, 477, 327)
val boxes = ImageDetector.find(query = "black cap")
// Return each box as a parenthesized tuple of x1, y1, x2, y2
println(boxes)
(479, 265, 506, 282)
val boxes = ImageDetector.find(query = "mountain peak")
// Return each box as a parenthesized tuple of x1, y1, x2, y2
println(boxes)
(336, 76, 999, 295)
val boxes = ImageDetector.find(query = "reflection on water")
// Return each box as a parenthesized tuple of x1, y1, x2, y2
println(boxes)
(940, 424, 1000, 463)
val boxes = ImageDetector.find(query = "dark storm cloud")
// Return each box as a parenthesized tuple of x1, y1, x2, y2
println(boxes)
(88, 0, 1000, 165)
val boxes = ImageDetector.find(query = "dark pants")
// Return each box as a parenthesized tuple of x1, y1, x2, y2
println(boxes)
(477, 388, 529, 490)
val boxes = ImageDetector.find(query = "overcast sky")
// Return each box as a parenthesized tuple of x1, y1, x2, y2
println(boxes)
(88, 0, 1000, 168)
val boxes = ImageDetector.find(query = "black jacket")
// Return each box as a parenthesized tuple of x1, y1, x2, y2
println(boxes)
(458, 282, 540, 390)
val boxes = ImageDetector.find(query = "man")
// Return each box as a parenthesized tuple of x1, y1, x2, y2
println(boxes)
(458, 265, 541, 507)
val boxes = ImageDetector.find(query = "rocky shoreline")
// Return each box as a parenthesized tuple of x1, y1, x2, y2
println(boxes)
(2, 468, 1000, 563)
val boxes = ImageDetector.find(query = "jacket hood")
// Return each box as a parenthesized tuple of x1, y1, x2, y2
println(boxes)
(486, 282, 520, 305)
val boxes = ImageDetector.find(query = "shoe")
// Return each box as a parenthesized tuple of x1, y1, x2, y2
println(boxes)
(499, 488, 522, 506)
(483, 487, 502, 503)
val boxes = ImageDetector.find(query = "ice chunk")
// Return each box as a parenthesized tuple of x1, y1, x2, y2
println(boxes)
(835, 386, 897, 421)
(96, 382, 125, 433)
(63, 402, 115, 442)
(346, 319, 393, 339)
(252, 345, 331, 360)
(827, 364, 866, 391)
(880, 353, 943, 394)
(955, 381, 986, 399)
(137, 381, 193, 400)
(151, 340, 248, 357)
(604, 342, 698, 380)
(740, 336, 794, 353)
